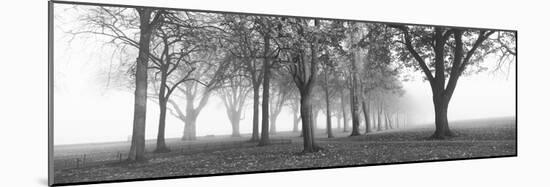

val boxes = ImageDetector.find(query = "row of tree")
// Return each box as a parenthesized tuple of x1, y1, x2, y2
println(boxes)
(73, 6, 515, 161)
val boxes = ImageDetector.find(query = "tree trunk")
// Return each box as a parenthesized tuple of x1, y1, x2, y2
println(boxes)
(230, 111, 241, 137)
(387, 113, 394, 129)
(390, 114, 394, 129)
(384, 111, 389, 130)
(259, 35, 271, 146)
(431, 93, 454, 139)
(181, 93, 198, 140)
(270, 97, 285, 135)
(300, 92, 319, 152)
(326, 102, 333, 138)
(349, 23, 361, 137)
(326, 113, 333, 138)
(349, 81, 360, 136)
(325, 88, 333, 138)
(182, 114, 197, 140)
(362, 100, 371, 134)
(251, 83, 260, 141)
(154, 69, 170, 153)
(128, 8, 154, 162)
(370, 110, 377, 131)
(377, 105, 382, 131)
(341, 90, 349, 132)
(154, 99, 170, 153)
(430, 28, 455, 139)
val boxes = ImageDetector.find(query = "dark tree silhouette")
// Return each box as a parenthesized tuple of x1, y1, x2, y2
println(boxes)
(361, 96, 371, 134)
(281, 18, 345, 152)
(254, 16, 284, 146)
(347, 22, 362, 137)
(72, 7, 165, 160)
(127, 8, 164, 161)
(319, 54, 338, 138)
(391, 25, 515, 139)
(340, 88, 349, 132)
(281, 18, 322, 152)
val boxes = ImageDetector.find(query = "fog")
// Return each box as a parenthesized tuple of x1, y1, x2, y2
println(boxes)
(403, 70, 515, 125)
(52, 4, 515, 145)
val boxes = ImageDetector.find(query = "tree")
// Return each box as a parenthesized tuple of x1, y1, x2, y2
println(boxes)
(126, 8, 164, 161)
(154, 12, 230, 141)
(259, 34, 272, 145)
(342, 22, 400, 136)
(288, 91, 302, 133)
(253, 16, 284, 146)
(334, 61, 352, 133)
(377, 99, 384, 131)
(310, 90, 324, 131)
(361, 94, 371, 134)
(340, 87, 350, 132)
(163, 46, 228, 141)
(221, 15, 264, 141)
(347, 21, 362, 136)
(319, 53, 338, 138)
(218, 61, 251, 137)
(281, 18, 345, 152)
(391, 25, 515, 139)
(183, 67, 223, 140)
(281, 18, 322, 152)
(361, 32, 403, 133)
(74, 6, 164, 161)
(147, 12, 211, 152)
(269, 71, 292, 135)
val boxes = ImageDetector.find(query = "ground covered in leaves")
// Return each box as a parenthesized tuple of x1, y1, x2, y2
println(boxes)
(54, 117, 516, 184)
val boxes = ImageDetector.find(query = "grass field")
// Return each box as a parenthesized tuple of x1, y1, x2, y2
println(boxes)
(53, 117, 516, 184)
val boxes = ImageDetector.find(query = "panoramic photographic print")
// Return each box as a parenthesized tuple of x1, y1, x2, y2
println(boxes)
(49, 1, 517, 186)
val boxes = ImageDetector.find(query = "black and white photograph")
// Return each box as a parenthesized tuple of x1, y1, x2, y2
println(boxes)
(48, 0, 519, 185)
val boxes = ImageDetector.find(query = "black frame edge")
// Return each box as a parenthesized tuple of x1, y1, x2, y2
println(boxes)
(48, 0, 55, 186)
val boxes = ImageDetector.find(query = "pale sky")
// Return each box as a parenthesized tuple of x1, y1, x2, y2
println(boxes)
(52, 4, 516, 145)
